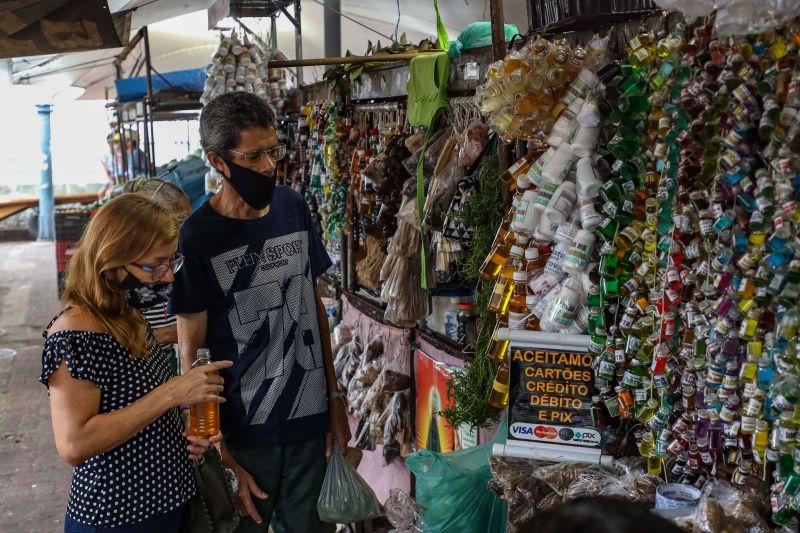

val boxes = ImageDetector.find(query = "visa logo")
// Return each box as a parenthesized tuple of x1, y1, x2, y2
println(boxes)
(510, 424, 533, 436)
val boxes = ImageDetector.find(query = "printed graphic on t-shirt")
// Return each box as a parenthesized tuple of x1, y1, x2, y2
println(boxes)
(209, 230, 327, 426)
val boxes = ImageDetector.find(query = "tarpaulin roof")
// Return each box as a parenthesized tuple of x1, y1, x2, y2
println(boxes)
(114, 67, 205, 102)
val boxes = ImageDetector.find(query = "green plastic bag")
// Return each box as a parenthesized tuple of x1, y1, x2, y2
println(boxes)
(448, 22, 520, 58)
(317, 443, 382, 524)
(406, 421, 508, 533)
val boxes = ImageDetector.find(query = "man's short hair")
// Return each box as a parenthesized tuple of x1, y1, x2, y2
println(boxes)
(199, 92, 276, 156)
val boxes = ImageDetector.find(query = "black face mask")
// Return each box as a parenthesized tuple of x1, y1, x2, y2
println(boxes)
(121, 270, 173, 309)
(219, 156, 276, 210)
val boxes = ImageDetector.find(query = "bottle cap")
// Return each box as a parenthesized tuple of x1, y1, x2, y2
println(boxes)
(516, 235, 530, 246)
(510, 245, 525, 257)
(525, 247, 540, 260)
(526, 295, 538, 305)
(513, 270, 528, 282)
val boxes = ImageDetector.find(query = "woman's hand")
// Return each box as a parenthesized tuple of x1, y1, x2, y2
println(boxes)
(184, 432, 222, 461)
(167, 360, 233, 407)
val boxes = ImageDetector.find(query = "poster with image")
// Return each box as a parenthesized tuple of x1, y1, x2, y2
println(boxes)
(415, 350, 460, 453)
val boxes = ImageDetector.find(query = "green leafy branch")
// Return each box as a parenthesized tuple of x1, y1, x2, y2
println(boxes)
(441, 153, 506, 429)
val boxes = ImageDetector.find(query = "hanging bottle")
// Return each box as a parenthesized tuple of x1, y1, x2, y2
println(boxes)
(508, 271, 531, 330)
(488, 359, 511, 409)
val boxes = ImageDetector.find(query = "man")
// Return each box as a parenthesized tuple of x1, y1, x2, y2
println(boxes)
(171, 92, 350, 533)
(99, 133, 123, 198)
(125, 135, 149, 180)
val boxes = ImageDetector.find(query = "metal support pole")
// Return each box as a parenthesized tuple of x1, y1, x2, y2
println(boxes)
(490, 0, 512, 177)
(36, 104, 55, 241)
(143, 26, 155, 173)
(270, 16, 278, 50)
(294, 0, 303, 86)
(324, 0, 341, 63)
(119, 124, 128, 182)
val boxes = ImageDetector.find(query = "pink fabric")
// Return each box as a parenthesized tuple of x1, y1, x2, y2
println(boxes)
(340, 294, 412, 505)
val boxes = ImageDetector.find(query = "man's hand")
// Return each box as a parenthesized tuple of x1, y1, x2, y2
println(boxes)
(326, 397, 351, 457)
(217, 429, 267, 524)
(228, 460, 268, 523)
(153, 323, 179, 345)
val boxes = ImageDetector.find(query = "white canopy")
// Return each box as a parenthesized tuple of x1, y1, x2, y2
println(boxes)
(10, 0, 529, 100)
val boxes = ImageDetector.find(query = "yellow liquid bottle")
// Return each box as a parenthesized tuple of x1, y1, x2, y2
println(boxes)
(488, 359, 510, 409)
(486, 319, 511, 362)
(488, 245, 526, 316)
(639, 431, 655, 457)
(647, 453, 662, 475)
(188, 348, 220, 439)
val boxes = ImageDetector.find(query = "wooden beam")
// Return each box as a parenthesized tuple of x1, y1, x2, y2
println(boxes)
(268, 51, 440, 68)
(0, 193, 96, 223)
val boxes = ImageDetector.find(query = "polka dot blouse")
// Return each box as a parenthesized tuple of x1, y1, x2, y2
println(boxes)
(40, 319, 195, 527)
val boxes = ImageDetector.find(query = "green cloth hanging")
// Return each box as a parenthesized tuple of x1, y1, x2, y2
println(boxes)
(407, 52, 451, 289)
(448, 22, 520, 58)
(407, 53, 451, 127)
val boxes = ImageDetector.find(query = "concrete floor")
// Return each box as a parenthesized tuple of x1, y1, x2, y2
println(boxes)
(0, 241, 71, 532)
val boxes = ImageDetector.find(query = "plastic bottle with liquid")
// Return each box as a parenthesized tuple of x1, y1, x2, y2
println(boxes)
(510, 189, 542, 236)
(488, 359, 511, 409)
(563, 229, 597, 274)
(479, 218, 516, 281)
(548, 97, 585, 147)
(485, 318, 510, 362)
(188, 348, 220, 439)
(541, 142, 578, 185)
(501, 150, 539, 190)
(488, 245, 526, 316)
(508, 271, 531, 329)
(542, 277, 583, 331)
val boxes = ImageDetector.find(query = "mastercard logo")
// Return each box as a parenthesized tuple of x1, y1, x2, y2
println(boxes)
(534, 426, 558, 439)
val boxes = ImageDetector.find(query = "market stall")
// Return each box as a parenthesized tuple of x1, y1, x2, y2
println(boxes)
(39, 0, 800, 529)
(274, 2, 800, 531)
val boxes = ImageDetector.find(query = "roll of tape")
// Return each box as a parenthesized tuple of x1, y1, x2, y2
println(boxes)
(655, 483, 702, 509)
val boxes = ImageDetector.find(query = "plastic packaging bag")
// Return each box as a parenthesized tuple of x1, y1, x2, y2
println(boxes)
(317, 443, 382, 524)
(385, 489, 422, 533)
(692, 479, 769, 533)
(406, 421, 508, 533)
(457, 120, 490, 167)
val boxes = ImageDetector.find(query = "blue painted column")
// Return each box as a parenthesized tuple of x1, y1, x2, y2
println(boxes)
(36, 104, 55, 241)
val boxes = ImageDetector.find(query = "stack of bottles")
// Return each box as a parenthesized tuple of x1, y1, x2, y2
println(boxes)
(588, 24, 693, 480)
(201, 33, 288, 108)
(479, 49, 608, 410)
(304, 101, 350, 274)
(581, 18, 800, 527)
(477, 35, 608, 143)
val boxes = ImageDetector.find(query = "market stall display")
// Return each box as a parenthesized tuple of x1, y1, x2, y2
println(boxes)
(180, 4, 800, 531)
(442, 10, 800, 531)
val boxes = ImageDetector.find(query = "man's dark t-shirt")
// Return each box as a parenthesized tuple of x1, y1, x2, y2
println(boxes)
(171, 186, 333, 450)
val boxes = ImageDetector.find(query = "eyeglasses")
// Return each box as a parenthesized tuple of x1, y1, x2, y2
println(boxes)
(131, 252, 184, 281)
(227, 144, 287, 166)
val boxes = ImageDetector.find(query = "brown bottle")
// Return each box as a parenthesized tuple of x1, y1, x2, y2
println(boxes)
(500, 150, 538, 190)
(525, 247, 548, 278)
(507, 270, 530, 329)
(525, 295, 541, 331)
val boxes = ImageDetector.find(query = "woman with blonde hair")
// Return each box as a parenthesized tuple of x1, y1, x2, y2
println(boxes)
(122, 178, 191, 375)
(41, 193, 232, 532)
